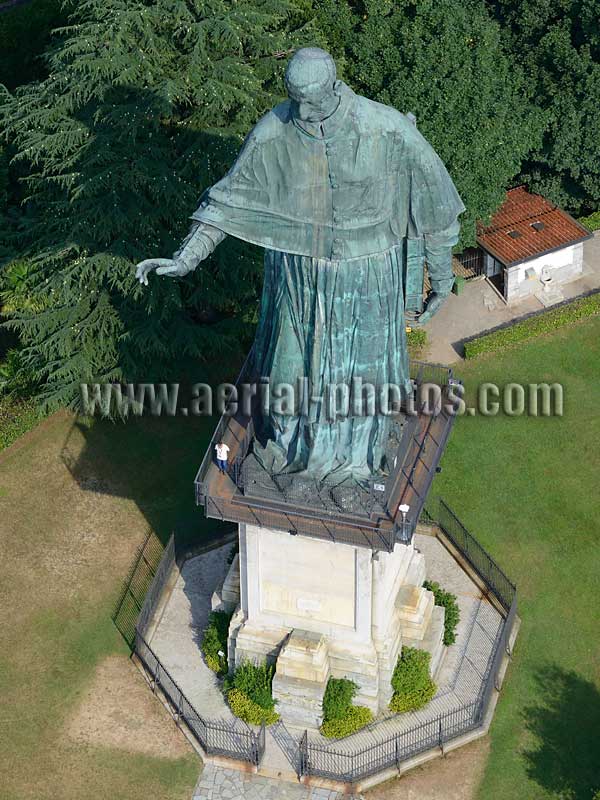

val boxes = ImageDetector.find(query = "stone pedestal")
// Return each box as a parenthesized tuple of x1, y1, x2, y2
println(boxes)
(271, 630, 330, 727)
(221, 523, 444, 726)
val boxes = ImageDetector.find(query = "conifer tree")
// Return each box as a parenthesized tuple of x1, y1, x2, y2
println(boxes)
(0, 0, 317, 408)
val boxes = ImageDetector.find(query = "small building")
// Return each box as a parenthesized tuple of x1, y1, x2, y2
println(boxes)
(474, 186, 592, 303)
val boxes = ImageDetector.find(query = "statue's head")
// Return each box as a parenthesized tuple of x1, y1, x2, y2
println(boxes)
(285, 48, 338, 124)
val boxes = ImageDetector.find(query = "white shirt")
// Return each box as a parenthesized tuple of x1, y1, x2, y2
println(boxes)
(215, 443, 230, 460)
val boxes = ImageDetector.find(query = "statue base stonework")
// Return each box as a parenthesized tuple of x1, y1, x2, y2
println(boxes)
(214, 523, 445, 727)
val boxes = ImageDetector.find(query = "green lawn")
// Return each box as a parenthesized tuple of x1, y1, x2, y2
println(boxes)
(431, 316, 600, 800)
(0, 410, 222, 800)
(1, 319, 599, 799)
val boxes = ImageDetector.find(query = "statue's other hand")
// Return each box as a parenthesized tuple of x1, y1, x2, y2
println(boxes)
(417, 292, 448, 325)
(135, 258, 189, 286)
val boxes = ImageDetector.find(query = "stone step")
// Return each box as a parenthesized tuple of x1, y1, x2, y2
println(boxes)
(397, 584, 434, 639)
(272, 673, 326, 728)
(403, 605, 446, 679)
(403, 549, 426, 588)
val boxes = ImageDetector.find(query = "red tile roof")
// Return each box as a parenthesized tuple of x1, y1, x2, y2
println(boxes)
(476, 186, 592, 266)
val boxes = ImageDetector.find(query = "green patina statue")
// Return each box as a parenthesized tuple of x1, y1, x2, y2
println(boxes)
(136, 48, 464, 480)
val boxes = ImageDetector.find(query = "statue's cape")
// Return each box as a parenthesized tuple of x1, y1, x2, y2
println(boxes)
(192, 82, 465, 261)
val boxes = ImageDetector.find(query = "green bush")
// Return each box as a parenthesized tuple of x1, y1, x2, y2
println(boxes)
(321, 706, 373, 738)
(390, 647, 436, 713)
(225, 661, 277, 712)
(225, 661, 279, 725)
(320, 677, 373, 738)
(423, 580, 461, 646)
(0, 349, 39, 399)
(407, 327, 427, 358)
(322, 677, 357, 721)
(578, 210, 600, 231)
(227, 688, 279, 726)
(464, 292, 600, 358)
(201, 610, 232, 676)
(0, 397, 42, 452)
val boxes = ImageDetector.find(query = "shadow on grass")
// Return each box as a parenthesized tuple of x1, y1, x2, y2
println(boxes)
(523, 665, 600, 800)
(59, 412, 233, 550)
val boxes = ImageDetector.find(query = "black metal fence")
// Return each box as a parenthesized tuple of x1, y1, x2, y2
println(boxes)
(436, 499, 516, 612)
(454, 248, 485, 279)
(122, 532, 266, 767)
(298, 499, 517, 784)
(136, 630, 265, 765)
(112, 529, 165, 647)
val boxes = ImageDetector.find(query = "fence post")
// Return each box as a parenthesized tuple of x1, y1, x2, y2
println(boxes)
(153, 662, 160, 693)
(299, 731, 307, 778)
(439, 718, 444, 755)
(395, 736, 401, 770)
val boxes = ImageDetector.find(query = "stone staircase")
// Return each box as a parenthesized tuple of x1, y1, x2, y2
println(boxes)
(395, 549, 446, 679)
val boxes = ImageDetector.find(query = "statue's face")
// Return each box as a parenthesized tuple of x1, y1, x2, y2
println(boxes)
(287, 83, 338, 124)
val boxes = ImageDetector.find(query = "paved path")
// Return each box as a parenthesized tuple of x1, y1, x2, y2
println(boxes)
(424, 230, 600, 363)
(193, 765, 361, 800)
(150, 533, 503, 786)
(301, 534, 503, 752)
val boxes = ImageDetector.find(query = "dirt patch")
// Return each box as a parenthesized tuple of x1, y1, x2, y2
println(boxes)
(364, 737, 490, 800)
(65, 655, 192, 760)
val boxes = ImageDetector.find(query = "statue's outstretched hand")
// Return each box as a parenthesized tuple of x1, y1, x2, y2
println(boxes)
(135, 258, 191, 286)
(417, 291, 448, 325)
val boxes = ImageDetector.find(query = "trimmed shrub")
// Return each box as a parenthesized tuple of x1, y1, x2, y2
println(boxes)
(321, 706, 373, 738)
(201, 610, 232, 676)
(322, 677, 357, 721)
(407, 327, 427, 358)
(390, 647, 436, 713)
(227, 688, 279, 726)
(578, 210, 600, 231)
(464, 292, 600, 358)
(423, 580, 461, 646)
(225, 661, 277, 712)
(320, 677, 373, 739)
(225, 661, 279, 725)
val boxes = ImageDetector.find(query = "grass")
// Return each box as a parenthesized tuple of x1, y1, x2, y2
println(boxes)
(2, 317, 599, 798)
(0, 395, 43, 450)
(431, 315, 600, 799)
(0, 409, 221, 800)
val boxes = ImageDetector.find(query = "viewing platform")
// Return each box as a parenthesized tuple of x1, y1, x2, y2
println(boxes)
(194, 360, 460, 552)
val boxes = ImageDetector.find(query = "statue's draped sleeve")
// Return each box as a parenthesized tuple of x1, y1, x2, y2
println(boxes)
(174, 90, 465, 275)
(405, 124, 466, 295)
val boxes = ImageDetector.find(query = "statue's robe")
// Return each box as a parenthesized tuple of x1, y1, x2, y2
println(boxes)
(188, 81, 464, 480)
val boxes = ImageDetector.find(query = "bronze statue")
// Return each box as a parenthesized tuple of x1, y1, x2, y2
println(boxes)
(136, 48, 464, 479)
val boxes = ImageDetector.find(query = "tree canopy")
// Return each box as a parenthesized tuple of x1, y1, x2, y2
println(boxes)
(490, 0, 600, 215)
(0, 0, 318, 408)
(315, 0, 543, 247)
(1, 0, 599, 408)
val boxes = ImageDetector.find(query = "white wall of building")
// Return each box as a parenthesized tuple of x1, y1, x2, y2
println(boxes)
(502, 242, 584, 302)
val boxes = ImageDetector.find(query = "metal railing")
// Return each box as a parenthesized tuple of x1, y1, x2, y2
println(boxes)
(298, 499, 517, 784)
(436, 499, 516, 612)
(204, 493, 398, 551)
(136, 631, 265, 766)
(300, 702, 481, 783)
(195, 362, 457, 552)
(409, 360, 454, 389)
(136, 535, 176, 636)
(129, 533, 266, 767)
(112, 529, 164, 647)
